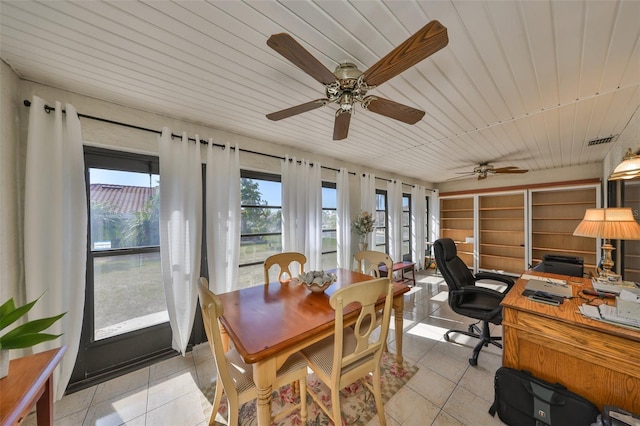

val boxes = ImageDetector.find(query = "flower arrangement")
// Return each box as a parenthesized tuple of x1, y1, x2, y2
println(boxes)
(352, 210, 376, 240)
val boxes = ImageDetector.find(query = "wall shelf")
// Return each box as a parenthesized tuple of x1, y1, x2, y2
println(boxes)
(478, 192, 526, 274)
(440, 197, 475, 268)
(530, 185, 598, 273)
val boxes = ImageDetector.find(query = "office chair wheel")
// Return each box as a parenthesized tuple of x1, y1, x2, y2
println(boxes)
(468, 357, 477, 366)
(444, 333, 450, 342)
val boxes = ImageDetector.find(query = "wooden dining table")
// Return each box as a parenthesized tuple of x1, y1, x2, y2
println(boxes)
(217, 267, 410, 426)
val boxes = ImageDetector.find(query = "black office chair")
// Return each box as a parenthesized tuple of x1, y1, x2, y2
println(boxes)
(434, 238, 516, 366)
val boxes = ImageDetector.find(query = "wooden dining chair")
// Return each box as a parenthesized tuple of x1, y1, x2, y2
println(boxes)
(197, 278, 308, 425)
(354, 250, 393, 278)
(263, 252, 307, 284)
(301, 277, 394, 425)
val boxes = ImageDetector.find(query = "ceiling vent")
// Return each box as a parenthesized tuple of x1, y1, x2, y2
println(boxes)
(587, 136, 616, 146)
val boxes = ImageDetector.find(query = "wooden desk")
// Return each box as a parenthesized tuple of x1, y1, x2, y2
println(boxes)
(379, 261, 416, 286)
(0, 346, 67, 426)
(501, 272, 640, 413)
(218, 268, 410, 426)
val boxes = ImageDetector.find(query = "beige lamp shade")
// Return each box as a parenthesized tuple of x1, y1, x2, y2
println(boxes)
(573, 208, 640, 240)
(609, 148, 640, 181)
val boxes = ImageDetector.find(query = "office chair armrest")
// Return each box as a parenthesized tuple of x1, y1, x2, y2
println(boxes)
(474, 271, 516, 292)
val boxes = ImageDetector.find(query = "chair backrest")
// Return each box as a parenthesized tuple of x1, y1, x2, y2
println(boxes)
(329, 277, 393, 383)
(353, 250, 393, 278)
(433, 238, 476, 292)
(263, 252, 307, 284)
(197, 278, 236, 393)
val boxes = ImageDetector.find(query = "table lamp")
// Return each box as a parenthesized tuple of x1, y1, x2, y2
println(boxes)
(573, 208, 640, 278)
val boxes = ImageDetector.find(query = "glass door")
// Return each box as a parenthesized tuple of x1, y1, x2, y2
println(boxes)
(70, 147, 175, 390)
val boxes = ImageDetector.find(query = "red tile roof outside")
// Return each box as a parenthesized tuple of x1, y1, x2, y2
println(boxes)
(90, 184, 155, 214)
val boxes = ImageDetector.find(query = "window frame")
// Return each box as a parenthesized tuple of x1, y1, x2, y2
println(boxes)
(402, 192, 411, 261)
(375, 189, 388, 252)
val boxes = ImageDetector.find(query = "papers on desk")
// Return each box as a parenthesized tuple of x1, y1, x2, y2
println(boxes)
(579, 290, 640, 331)
(617, 289, 640, 321)
(592, 279, 639, 295)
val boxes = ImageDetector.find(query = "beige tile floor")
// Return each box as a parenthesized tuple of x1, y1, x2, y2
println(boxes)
(25, 270, 508, 426)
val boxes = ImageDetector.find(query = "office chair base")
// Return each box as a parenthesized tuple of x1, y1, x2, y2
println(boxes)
(444, 321, 502, 366)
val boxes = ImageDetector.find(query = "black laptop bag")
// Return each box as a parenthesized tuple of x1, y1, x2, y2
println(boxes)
(489, 367, 600, 426)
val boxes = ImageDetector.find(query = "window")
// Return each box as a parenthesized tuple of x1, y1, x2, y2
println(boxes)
(321, 183, 337, 269)
(88, 160, 164, 340)
(374, 190, 388, 252)
(402, 193, 411, 261)
(239, 171, 282, 287)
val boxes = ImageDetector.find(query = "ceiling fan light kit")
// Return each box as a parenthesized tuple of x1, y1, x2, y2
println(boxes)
(265, 20, 449, 140)
(609, 148, 640, 181)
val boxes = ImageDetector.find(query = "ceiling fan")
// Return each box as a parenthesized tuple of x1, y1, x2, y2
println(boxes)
(455, 162, 529, 180)
(265, 20, 449, 140)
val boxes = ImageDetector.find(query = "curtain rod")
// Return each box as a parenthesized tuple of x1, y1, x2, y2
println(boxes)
(23, 100, 352, 174)
(365, 174, 435, 191)
(23, 99, 434, 191)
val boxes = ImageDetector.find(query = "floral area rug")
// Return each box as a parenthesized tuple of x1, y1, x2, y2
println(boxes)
(200, 352, 418, 425)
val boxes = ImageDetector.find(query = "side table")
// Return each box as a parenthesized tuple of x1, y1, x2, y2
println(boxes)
(379, 261, 416, 286)
(0, 346, 67, 426)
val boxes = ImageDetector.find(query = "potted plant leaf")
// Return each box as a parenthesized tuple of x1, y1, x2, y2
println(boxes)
(0, 295, 65, 378)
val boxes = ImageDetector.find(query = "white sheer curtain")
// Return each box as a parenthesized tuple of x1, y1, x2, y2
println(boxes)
(387, 179, 403, 262)
(336, 168, 351, 268)
(205, 141, 240, 293)
(360, 173, 376, 249)
(159, 129, 202, 355)
(281, 156, 322, 270)
(411, 185, 427, 269)
(24, 96, 87, 400)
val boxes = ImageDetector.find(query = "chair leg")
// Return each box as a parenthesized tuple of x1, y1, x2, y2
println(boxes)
(372, 369, 386, 426)
(331, 386, 342, 425)
(299, 377, 307, 423)
(469, 321, 501, 366)
(228, 408, 239, 426)
(210, 374, 224, 425)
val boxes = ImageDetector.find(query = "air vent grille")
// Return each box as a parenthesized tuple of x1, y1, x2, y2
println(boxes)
(587, 136, 616, 146)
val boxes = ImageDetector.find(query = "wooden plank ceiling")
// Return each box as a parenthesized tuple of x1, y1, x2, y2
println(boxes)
(1, 0, 638, 183)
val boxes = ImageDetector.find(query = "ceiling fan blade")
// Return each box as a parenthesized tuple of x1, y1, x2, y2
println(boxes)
(266, 99, 328, 121)
(446, 174, 475, 181)
(267, 33, 337, 85)
(333, 112, 351, 140)
(493, 167, 528, 174)
(363, 20, 448, 87)
(365, 97, 425, 124)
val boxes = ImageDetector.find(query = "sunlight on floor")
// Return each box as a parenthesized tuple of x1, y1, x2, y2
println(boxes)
(406, 322, 450, 341)
(430, 291, 448, 302)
